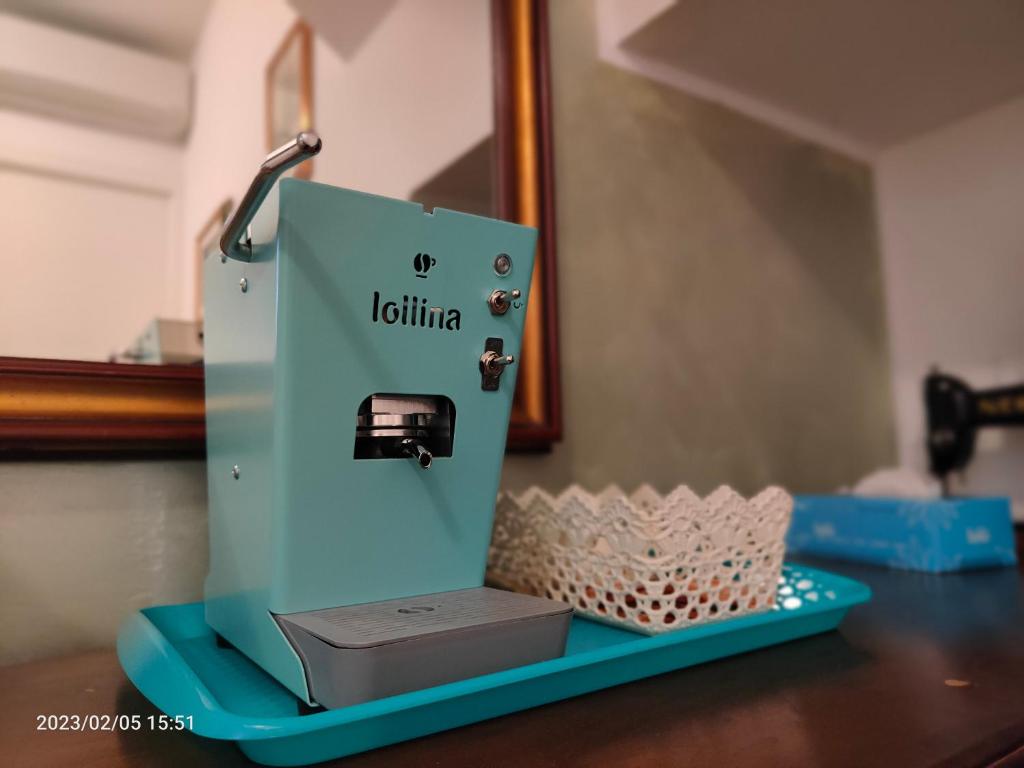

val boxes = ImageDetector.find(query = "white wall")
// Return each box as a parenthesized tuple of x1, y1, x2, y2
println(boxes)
(0, 109, 183, 360)
(181, 0, 491, 316)
(181, 0, 295, 319)
(311, 0, 492, 201)
(0, 11, 190, 142)
(877, 95, 1024, 515)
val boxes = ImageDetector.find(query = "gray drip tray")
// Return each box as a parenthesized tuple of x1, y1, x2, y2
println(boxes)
(276, 587, 572, 709)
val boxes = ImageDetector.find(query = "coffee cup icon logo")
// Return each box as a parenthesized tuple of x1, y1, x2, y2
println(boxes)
(413, 252, 436, 278)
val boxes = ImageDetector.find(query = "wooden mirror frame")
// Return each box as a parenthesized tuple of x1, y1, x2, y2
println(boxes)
(495, 0, 561, 450)
(0, 0, 560, 458)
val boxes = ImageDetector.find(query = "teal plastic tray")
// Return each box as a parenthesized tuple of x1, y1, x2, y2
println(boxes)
(118, 564, 869, 766)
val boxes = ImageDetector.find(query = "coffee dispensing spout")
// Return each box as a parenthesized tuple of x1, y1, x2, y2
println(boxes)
(400, 439, 434, 469)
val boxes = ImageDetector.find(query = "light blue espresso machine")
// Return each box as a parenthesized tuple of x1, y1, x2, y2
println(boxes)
(205, 133, 571, 710)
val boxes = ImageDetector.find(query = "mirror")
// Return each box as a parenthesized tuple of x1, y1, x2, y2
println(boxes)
(0, 0, 560, 456)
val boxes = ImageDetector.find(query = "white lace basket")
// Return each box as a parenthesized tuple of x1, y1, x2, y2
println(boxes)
(488, 485, 793, 635)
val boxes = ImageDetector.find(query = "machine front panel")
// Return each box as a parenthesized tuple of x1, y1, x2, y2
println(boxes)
(270, 179, 537, 614)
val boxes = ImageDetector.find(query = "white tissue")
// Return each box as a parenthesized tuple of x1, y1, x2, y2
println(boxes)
(849, 466, 941, 499)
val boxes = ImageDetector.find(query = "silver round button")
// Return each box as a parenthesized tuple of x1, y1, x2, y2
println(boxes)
(493, 253, 512, 276)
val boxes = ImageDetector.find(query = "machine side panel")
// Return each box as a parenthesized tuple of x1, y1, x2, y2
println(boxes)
(271, 179, 537, 613)
(202, 188, 309, 700)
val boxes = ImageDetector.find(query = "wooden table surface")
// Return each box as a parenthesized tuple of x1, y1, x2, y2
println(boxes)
(3, 557, 1023, 768)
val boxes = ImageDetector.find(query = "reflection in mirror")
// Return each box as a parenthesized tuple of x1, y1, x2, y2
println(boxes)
(410, 137, 494, 218)
(0, 164, 176, 362)
(267, 21, 313, 176)
(0, 1, 494, 365)
(304, 0, 495, 215)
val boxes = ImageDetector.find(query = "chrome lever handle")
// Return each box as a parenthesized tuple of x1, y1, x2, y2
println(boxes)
(220, 132, 322, 262)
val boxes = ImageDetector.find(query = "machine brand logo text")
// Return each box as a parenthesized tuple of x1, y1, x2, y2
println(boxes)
(371, 291, 462, 331)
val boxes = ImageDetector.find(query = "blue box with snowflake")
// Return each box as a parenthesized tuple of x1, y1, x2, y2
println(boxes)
(786, 495, 1017, 572)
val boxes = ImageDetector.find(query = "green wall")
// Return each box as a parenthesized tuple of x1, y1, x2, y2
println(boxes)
(501, 0, 895, 495)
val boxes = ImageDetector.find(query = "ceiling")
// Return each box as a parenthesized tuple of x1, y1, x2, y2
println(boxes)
(0, 0, 211, 61)
(620, 0, 1024, 152)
